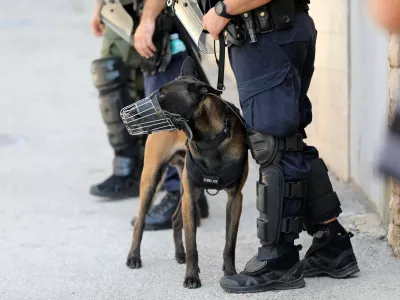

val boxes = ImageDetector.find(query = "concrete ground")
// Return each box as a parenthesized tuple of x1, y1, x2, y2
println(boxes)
(1, 1, 400, 299)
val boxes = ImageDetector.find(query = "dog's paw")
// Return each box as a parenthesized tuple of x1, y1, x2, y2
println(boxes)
(126, 253, 142, 269)
(175, 252, 186, 264)
(222, 264, 237, 276)
(183, 276, 201, 289)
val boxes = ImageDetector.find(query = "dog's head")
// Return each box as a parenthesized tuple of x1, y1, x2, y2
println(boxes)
(152, 57, 221, 120)
(120, 57, 221, 136)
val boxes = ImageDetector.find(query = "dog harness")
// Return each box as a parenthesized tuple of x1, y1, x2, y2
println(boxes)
(185, 102, 248, 195)
(186, 150, 247, 194)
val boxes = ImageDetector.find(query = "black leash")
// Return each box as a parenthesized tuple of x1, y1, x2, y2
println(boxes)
(215, 33, 226, 92)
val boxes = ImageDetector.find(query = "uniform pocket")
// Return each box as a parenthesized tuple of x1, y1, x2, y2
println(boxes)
(238, 63, 300, 137)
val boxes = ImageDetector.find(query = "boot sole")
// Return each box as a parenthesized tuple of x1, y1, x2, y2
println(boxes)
(303, 261, 360, 279)
(89, 187, 139, 199)
(131, 211, 208, 230)
(131, 218, 206, 231)
(220, 275, 306, 294)
(143, 222, 173, 231)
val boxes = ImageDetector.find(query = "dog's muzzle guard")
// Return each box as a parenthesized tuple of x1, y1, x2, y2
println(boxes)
(120, 92, 194, 139)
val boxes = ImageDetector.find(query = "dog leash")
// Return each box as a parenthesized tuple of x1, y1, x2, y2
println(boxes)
(215, 34, 226, 92)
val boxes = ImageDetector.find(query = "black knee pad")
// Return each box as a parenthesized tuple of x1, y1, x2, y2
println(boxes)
(304, 158, 342, 232)
(91, 57, 145, 153)
(91, 56, 129, 93)
(257, 163, 285, 245)
(247, 130, 306, 245)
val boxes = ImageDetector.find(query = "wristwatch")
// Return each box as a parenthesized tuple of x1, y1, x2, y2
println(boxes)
(215, 1, 234, 19)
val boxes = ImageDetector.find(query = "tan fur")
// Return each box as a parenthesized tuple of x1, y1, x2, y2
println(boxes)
(126, 93, 248, 290)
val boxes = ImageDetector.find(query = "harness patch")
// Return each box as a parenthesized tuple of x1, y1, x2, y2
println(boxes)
(202, 175, 220, 186)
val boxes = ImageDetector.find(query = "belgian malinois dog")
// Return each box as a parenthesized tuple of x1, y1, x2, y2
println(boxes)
(123, 57, 248, 289)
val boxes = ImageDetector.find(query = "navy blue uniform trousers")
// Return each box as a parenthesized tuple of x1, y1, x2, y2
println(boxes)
(143, 51, 189, 192)
(229, 12, 321, 219)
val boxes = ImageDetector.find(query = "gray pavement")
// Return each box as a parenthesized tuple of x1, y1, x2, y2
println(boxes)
(1, 1, 400, 299)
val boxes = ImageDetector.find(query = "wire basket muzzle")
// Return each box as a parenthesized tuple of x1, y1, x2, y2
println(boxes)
(120, 97, 177, 135)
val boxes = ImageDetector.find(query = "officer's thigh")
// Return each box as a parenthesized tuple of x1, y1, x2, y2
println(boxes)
(101, 26, 144, 99)
(143, 52, 188, 96)
(228, 13, 316, 138)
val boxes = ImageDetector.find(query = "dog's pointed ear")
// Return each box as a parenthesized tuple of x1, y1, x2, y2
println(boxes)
(180, 57, 198, 78)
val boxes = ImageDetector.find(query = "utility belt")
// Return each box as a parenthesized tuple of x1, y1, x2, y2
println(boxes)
(227, 0, 310, 46)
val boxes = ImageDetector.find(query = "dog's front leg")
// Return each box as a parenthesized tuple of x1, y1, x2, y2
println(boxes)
(222, 160, 248, 276)
(172, 196, 185, 264)
(181, 168, 202, 289)
(222, 188, 243, 276)
(126, 133, 172, 269)
(126, 160, 166, 269)
(170, 156, 186, 264)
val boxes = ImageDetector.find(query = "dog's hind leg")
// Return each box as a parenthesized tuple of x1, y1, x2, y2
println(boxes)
(126, 133, 173, 269)
(222, 159, 249, 276)
(181, 167, 202, 289)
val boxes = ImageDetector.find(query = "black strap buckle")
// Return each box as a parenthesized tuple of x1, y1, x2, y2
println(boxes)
(284, 181, 307, 198)
(277, 134, 303, 152)
(281, 217, 303, 234)
(286, 134, 304, 151)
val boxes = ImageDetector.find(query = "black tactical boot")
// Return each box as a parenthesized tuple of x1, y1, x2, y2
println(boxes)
(220, 243, 305, 293)
(89, 157, 141, 199)
(131, 191, 180, 230)
(220, 130, 307, 293)
(90, 57, 146, 199)
(301, 220, 360, 278)
(131, 189, 209, 230)
(300, 157, 360, 278)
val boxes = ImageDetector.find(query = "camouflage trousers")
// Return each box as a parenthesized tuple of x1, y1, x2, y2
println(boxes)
(100, 25, 145, 100)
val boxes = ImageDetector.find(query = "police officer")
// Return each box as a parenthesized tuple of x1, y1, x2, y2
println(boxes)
(369, 0, 400, 32)
(90, 0, 208, 230)
(137, 0, 360, 293)
(130, 0, 211, 228)
(368, 0, 400, 181)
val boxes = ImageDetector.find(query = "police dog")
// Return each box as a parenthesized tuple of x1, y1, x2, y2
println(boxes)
(124, 57, 248, 289)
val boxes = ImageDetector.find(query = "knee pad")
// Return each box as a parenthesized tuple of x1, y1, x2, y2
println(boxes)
(304, 158, 342, 233)
(247, 130, 304, 166)
(247, 130, 306, 246)
(91, 56, 129, 91)
(91, 57, 145, 153)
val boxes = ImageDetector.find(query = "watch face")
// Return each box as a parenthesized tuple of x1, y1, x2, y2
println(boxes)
(215, 3, 224, 15)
